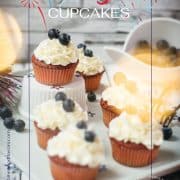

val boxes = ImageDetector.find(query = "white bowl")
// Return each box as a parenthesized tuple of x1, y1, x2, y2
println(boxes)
(105, 18, 180, 85)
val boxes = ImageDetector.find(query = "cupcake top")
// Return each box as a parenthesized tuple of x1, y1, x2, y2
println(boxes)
(34, 92, 88, 130)
(101, 82, 145, 113)
(47, 122, 104, 168)
(109, 112, 163, 149)
(76, 44, 104, 76)
(34, 29, 77, 66)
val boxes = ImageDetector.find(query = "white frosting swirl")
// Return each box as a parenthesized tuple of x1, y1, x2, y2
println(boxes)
(102, 86, 144, 110)
(34, 99, 88, 130)
(109, 112, 163, 149)
(34, 39, 78, 66)
(47, 126, 104, 168)
(76, 49, 104, 75)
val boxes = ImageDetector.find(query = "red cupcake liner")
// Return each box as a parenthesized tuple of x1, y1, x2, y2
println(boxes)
(110, 138, 160, 167)
(34, 121, 60, 150)
(78, 71, 104, 92)
(49, 156, 99, 180)
(32, 55, 78, 86)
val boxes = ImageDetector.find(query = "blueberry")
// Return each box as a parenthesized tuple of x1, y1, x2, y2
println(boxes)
(14, 120, 25, 132)
(48, 29, 60, 39)
(165, 47, 177, 56)
(76, 121, 87, 129)
(136, 40, 149, 49)
(55, 92, 67, 101)
(0, 106, 12, 120)
(3, 117, 15, 129)
(156, 40, 169, 50)
(85, 131, 96, 142)
(162, 126, 173, 140)
(84, 49, 93, 57)
(59, 33, 71, 46)
(77, 43, 86, 50)
(63, 99, 75, 112)
(87, 92, 96, 102)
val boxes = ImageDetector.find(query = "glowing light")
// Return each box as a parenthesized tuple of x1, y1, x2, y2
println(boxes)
(0, 10, 22, 72)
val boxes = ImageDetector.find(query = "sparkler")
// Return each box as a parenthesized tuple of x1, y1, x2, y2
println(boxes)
(20, 0, 47, 29)
(0, 74, 22, 107)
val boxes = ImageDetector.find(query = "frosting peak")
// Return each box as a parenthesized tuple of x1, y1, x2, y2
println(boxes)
(47, 126, 104, 167)
(34, 39, 78, 66)
(76, 49, 104, 75)
(34, 99, 88, 130)
(109, 112, 163, 149)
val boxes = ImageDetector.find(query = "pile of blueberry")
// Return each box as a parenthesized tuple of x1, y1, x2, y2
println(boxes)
(48, 28, 71, 46)
(77, 43, 94, 57)
(137, 40, 179, 59)
(0, 103, 25, 132)
(76, 121, 96, 143)
(55, 92, 75, 112)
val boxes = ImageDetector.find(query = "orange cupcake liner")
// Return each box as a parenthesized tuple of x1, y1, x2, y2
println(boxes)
(32, 55, 78, 86)
(34, 121, 60, 150)
(49, 156, 99, 180)
(100, 99, 121, 127)
(110, 138, 160, 167)
(78, 71, 104, 92)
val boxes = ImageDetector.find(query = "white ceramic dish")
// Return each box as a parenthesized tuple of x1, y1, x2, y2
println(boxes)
(105, 18, 180, 85)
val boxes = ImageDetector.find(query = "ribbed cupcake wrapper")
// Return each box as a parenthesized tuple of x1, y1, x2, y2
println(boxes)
(101, 106, 119, 127)
(32, 55, 78, 86)
(110, 139, 160, 167)
(100, 99, 120, 127)
(81, 72, 104, 92)
(49, 157, 98, 180)
(34, 122, 60, 150)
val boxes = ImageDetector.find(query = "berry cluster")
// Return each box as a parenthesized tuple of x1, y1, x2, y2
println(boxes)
(55, 92, 75, 112)
(0, 103, 25, 132)
(77, 43, 93, 57)
(48, 28, 71, 46)
(137, 39, 178, 59)
(76, 121, 96, 143)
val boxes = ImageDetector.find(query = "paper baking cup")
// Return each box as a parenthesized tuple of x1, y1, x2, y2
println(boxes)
(110, 138, 160, 167)
(32, 55, 78, 86)
(80, 71, 104, 92)
(34, 122, 60, 150)
(49, 156, 99, 180)
(100, 99, 120, 127)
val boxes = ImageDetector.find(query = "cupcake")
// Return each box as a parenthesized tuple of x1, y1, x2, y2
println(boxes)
(47, 122, 104, 180)
(101, 80, 139, 127)
(76, 43, 104, 92)
(33, 92, 88, 150)
(32, 29, 78, 86)
(109, 112, 163, 167)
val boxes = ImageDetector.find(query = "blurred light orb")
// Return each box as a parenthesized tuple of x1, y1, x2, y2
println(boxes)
(0, 9, 22, 72)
